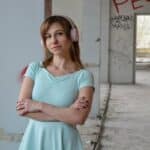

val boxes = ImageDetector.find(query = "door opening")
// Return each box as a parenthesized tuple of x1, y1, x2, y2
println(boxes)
(136, 15, 150, 69)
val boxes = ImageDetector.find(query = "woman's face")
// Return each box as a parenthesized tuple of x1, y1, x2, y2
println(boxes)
(45, 22, 72, 57)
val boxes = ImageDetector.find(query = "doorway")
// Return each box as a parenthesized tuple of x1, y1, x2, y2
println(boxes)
(135, 14, 150, 69)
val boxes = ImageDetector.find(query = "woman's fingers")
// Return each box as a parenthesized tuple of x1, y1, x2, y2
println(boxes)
(16, 101, 28, 112)
(16, 101, 27, 113)
(16, 102, 28, 115)
(16, 102, 25, 110)
(16, 105, 24, 110)
(71, 97, 89, 110)
(18, 109, 27, 116)
(76, 97, 89, 109)
(77, 103, 89, 109)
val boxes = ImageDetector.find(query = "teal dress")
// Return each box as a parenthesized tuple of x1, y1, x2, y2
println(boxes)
(19, 62, 94, 150)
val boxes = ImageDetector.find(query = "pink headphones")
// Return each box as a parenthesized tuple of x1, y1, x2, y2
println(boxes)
(63, 15, 79, 42)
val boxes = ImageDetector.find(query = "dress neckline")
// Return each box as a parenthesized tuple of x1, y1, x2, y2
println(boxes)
(42, 68, 83, 79)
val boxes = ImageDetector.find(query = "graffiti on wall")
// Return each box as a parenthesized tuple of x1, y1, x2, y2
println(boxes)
(112, 0, 150, 14)
(111, 15, 133, 30)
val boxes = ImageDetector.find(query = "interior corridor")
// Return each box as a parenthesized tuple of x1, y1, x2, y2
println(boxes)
(100, 68, 150, 150)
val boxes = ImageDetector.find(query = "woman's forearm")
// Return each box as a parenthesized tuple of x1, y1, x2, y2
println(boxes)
(22, 112, 56, 122)
(40, 103, 87, 125)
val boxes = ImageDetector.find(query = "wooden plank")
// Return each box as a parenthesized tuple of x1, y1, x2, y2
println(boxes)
(44, 0, 52, 18)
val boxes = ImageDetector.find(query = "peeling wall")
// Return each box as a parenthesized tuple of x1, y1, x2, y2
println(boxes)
(110, 0, 150, 83)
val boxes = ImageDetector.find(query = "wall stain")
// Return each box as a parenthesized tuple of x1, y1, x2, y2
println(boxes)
(0, 128, 23, 142)
(111, 49, 132, 70)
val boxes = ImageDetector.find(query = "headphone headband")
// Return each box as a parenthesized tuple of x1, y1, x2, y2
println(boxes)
(62, 16, 76, 28)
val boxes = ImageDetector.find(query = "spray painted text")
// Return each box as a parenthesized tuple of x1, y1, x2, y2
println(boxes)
(112, 0, 150, 14)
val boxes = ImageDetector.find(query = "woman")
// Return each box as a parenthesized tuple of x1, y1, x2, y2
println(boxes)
(16, 15, 94, 150)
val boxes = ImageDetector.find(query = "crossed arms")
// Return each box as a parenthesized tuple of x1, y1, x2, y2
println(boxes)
(16, 77, 94, 125)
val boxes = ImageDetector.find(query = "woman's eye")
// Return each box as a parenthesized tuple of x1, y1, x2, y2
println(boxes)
(45, 31, 65, 39)
(56, 32, 64, 36)
(45, 34, 51, 39)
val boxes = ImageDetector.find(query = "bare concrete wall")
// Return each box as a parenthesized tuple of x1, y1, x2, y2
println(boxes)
(110, 0, 150, 83)
(0, 1, 43, 149)
(52, 0, 82, 33)
(81, 0, 101, 117)
(100, 0, 111, 83)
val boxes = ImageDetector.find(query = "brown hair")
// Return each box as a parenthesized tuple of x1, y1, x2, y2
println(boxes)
(40, 15, 84, 69)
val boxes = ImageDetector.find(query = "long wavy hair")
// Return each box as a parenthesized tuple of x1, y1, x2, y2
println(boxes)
(40, 15, 84, 69)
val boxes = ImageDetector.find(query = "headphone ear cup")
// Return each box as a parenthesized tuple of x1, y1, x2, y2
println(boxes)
(40, 39, 44, 47)
(71, 28, 79, 42)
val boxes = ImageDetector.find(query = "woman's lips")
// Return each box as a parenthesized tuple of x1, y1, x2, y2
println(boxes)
(51, 46, 61, 49)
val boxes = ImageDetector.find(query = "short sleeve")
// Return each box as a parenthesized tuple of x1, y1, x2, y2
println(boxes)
(77, 70, 94, 90)
(24, 62, 40, 80)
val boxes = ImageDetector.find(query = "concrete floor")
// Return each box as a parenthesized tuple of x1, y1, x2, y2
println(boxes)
(100, 69, 150, 150)
(77, 118, 101, 150)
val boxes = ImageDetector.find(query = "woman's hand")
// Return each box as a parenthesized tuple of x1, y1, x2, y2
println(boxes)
(71, 96, 89, 110)
(16, 99, 41, 115)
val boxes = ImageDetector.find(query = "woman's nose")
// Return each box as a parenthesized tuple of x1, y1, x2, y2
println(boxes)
(51, 35, 58, 43)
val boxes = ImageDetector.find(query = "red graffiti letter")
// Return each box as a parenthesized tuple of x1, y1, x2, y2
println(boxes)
(112, 0, 128, 14)
(131, 0, 144, 10)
